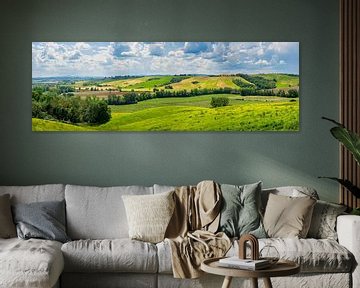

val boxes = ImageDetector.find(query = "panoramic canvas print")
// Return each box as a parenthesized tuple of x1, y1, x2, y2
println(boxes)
(32, 42, 299, 131)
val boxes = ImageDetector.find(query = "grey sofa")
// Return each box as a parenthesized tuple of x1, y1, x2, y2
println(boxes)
(0, 184, 359, 288)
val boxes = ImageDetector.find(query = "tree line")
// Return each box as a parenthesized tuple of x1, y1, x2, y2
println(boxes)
(32, 89, 111, 125)
(106, 87, 299, 106)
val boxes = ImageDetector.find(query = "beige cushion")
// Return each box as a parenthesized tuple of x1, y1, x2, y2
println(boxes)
(261, 186, 319, 213)
(62, 239, 158, 273)
(122, 191, 175, 243)
(263, 193, 316, 238)
(0, 194, 16, 238)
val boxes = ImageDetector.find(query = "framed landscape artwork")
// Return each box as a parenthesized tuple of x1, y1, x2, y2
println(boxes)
(32, 42, 299, 132)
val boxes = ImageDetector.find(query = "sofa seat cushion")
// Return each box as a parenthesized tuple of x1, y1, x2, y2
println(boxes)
(0, 238, 64, 288)
(157, 238, 354, 274)
(61, 239, 158, 273)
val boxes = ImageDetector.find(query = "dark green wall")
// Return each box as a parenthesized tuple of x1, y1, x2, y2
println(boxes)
(0, 0, 340, 202)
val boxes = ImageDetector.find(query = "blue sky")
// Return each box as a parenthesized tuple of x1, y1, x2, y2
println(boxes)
(32, 42, 299, 77)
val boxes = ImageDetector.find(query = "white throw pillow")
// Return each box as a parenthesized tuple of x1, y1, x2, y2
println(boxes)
(122, 191, 175, 243)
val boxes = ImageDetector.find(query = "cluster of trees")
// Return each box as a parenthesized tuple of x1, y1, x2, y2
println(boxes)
(32, 85, 75, 96)
(277, 89, 298, 98)
(236, 74, 277, 89)
(154, 87, 236, 98)
(58, 86, 75, 94)
(104, 75, 138, 80)
(232, 79, 255, 89)
(240, 88, 298, 98)
(169, 76, 189, 83)
(32, 90, 111, 124)
(107, 92, 153, 105)
(210, 96, 230, 108)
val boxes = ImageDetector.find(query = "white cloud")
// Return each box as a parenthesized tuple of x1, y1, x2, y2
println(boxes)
(255, 59, 270, 65)
(74, 42, 91, 50)
(268, 42, 298, 54)
(32, 42, 299, 77)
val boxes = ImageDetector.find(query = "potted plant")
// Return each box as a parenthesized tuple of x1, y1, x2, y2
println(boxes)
(320, 117, 360, 215)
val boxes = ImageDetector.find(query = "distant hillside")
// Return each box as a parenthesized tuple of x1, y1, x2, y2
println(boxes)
(260, 73, 299, 88)
(76, 73, 299, 92)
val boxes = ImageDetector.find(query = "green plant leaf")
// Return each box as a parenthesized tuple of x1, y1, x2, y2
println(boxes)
(330, 127, 360, 165)
(322, 117, 360, 165)
(318, 176, 360, 198)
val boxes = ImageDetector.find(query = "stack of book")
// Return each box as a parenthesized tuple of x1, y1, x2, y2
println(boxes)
(218, 257, 271, 270)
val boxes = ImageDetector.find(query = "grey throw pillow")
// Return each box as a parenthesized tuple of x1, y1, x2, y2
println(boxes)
(12, 200, 70, 243)
(0, 194, 16, 238)
(218, 182, 266, 238)
(307, 200, 347, 240)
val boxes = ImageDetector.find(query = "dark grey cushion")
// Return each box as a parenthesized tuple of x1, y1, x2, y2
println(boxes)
(12, 200, 70, 243)
(218, 182, 266, 238)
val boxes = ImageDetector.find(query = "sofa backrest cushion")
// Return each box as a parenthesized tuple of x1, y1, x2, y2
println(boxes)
(65, 185, 154, 239)
(153, 184, 176, 194)
(0, 184, 65, 204)
(261, 186, 319, 213)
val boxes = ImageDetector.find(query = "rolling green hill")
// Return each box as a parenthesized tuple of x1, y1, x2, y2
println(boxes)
(168, 76, 240, 90)
(93, 74, 297, 91)
(101, 102, 298, 131)
(32, 95, 299, 131)
(32, 118, 94, 131)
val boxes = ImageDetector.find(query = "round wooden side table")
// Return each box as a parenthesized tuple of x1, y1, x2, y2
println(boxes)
(201, 257, 300, 288)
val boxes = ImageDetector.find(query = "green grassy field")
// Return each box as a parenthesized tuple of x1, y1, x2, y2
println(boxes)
(32, 94, 299, 131)
(260, 74, 299, 88)
(32, 118, 92, 131)
(169, 76, 240, 90)
(123, 76, 174, 91)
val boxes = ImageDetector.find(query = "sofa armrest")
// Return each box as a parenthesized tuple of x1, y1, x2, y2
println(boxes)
(337, 215, 360, 288)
